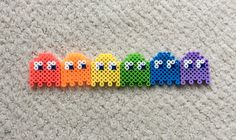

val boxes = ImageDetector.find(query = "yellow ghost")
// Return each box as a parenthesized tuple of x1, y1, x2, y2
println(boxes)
(91, 54, 120, 87)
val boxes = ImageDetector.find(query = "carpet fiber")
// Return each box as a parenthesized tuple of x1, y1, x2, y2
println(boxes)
(0, 0, 236, 139)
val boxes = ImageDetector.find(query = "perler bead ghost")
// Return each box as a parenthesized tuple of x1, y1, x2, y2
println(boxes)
(29, 53, 60, 88)
(180, 52, 210, 85)
(120, 53, 150, 87)
(150, 52, 180, 86)
(61, 53, 91, 87)
(91, 54, 120, 87)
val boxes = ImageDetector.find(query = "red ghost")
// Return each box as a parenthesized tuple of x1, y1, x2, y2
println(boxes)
(29, 53, 60, 88)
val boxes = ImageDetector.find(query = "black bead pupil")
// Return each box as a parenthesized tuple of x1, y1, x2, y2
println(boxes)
(111, 65, 116, 70)
(82, 64, 86, 69)
(200, 63, 205, 68)
(51, 65, 56, 70)
(189, 63, 193, 68)
(141, 65, 146, 70)
(129, 65, 134, 70)
(99, 65, 104, 70)
(38, 65, 43, 70)
(69, 65, 74, 70)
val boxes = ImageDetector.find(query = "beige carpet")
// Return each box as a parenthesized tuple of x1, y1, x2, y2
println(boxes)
(1, 0, 236, 139)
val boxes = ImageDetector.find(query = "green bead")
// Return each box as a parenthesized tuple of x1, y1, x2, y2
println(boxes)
(120, 53, 150, 87)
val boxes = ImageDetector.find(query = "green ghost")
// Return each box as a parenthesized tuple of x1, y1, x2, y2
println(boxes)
(120, 53, 150, 87)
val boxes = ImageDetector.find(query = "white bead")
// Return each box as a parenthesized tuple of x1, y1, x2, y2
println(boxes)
(34, 62, 38, 65)
(34, 66, 38, 70)
(47, 65, 51, 70)
(154, 60, 158, 64)
(171, 60, 175, 64)
(125, 65, 129, 70)
(137, 65, 142, 70)
(200, 59, 205, 63)
(51, 61, 56, 65)
(188, 60, 192, 64)
(196, 64, 201, 69)
(184, 64, 188, 69)
(64, 65, 69, 70)
(154, 64, 159, 69)
(82, 60, 86, 64)
(167, 64, 171, 69)
(167, 60, 170, 64)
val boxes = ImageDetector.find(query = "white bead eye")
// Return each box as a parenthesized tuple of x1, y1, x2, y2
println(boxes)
(124, 61, 134, 71)
(33, 61, 43, 70)
(78, 60, 86, 69)
(137, 61, 146, 70)
(154, 60, 163, 69)
(166, 59, 175, 69)
(96, 62, 104, 70)
(184, 59, 193, 69)
(108, 61, 117, 70)
(196, 59, 205, 69)
(64, 61, 73, 70)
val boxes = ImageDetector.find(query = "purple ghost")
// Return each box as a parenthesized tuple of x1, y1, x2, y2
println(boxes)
(180, 52, 210, 85)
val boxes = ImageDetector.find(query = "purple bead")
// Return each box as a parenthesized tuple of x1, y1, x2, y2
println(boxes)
(180, 52, 210, 85)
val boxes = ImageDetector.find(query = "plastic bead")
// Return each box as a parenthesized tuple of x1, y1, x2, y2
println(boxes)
(29, 53, 61, 88)
(180, 52, 210, 85)
(91, 54, 120, 87)
(120, 53, 150, 87)
(150, 52, 180, 86)
(61, 53, 91, 87)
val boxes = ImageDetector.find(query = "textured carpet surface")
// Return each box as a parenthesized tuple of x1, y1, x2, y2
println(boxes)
(0, 0, 236, 139)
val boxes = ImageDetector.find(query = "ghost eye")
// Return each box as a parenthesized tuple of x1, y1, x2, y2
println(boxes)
(154, 60, 163, 69)
(64, 61, 74, 70)
(184, 59, 193, 69)
(124, 61, 134, 70)
(108, 61, 117, 70)
(96, 62, 104, 71)
(196, 59, 205, 69)
(166, 60, 176, 69)
(33, 61, 43, 70)
(78, 60, 87, 69)
(47, 61, 57, 70)
(137, 61, 146, 70)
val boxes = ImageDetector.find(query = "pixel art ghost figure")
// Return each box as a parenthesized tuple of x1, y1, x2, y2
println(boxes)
(61, 53, 91, 87)
(91, 54, 120, 87)
(180, 52, 210, 85)
(120, 53, 150, 87)
(29, 53, 60, 88)
(150, 52, 180, 86)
